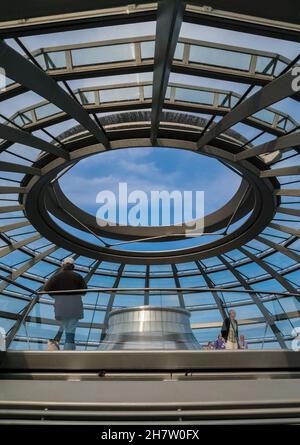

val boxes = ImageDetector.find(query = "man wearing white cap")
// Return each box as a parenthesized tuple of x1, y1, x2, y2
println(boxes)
(44, 257, 86, 350)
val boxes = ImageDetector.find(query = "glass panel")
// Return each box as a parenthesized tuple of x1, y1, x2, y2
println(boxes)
(100, 87, 140, 103)
(252, 109, 275, 125)
(71, 43, 135, 66)
(113, 293, 144, 307)
(141, 41, 154, 59)
(274, 60, 287, 76)
(0, 295, 28, 313)
(175, 88, 214, 105)
(35, 54, 46, 70)
(190, 309, 221, 323)
(35, 103, 61, 120)
(178, 274, 206, 287)
(232, 304, 263, 318)
(76, 91, 96, 105)
(189, 45, 251, 71)
(194, 327, 220, 345)
(174, 42, 184, 60)
(255, 56, 274, 74)
(143, 85, 152, 99)
(0, 317, 15, 333)
(45, 51, 67, 69)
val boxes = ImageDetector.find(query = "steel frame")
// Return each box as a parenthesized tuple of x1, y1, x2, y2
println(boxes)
(0, 0, 300, 350)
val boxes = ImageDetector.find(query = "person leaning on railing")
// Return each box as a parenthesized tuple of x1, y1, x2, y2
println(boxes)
(43, 257, 86, 351)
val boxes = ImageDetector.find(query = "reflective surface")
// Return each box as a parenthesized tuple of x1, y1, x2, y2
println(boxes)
(99, 306, 201, 350)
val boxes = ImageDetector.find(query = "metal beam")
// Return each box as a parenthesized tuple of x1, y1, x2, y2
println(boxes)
(0, 40, 109, 148)
(0, 122, 69, 160)
(0, 234, 41, 258)
(239, 246, 298, 294)
(0, 161, 41, 176)
(185, 3, 300, 42)
(236, 131, 300, 161)
(6, 295, 41, 348)
(218, 254, 287, 349)
(269, 222, 300, 238)
(144, 265, 150, 306)
(0, 186, 26, 194)
(171, 264, 185, 308)
(0, 245, 58, 293)
(151, 0, 185, 143)
(261, 165, 300, 177)
(0, 204, 24, 213)
(275, 189, 300, 197)
(188, 0, 300, 27)
(197, 69, 298, 150)
(0, 3, 156, 38)
(0, 51, 290, 103)
(0, 0, 299, 42)
(0, 220, 30, 233)
(196, 261, 227, 320)
(100, 264, 125, 341)
(6, 82, 295, 138)
(277, 207, 300, 218)
(84, 260, 101, 283)
(1, 251, 57, 346)
(256, 235, 300, 264)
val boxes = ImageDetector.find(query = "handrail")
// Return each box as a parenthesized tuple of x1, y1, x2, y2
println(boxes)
(37, 287, 300, 298)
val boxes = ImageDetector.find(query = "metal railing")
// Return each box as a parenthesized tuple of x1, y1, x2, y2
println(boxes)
(1, 287, 298, 350)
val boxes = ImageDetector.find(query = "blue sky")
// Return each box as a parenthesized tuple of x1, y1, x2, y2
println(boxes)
(59, 147, 241, 224)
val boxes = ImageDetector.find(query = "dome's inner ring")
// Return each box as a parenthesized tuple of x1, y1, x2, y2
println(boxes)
(45, 152, 251, 242)
(21, 137, 278, 264)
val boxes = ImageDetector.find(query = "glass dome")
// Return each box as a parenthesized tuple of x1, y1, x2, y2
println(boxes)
(0, 0, 300, 351)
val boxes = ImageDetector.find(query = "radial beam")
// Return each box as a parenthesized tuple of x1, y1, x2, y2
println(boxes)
(261, 165, 300, 177)
(256, 235, 300, 264)
(0, 220, 30, 233)
(218, 255, 287, 349)
(269, 222, 300, 238)
(0, 245, 57, 293)
(277, 207, 300, 217)
(0, 233, 41, 258)
(100, 264, 125, 341)
(275, 189, 300, 197)
(0, 40, 109, 148)
(171, 264, 185, 308)
(236, 131, 300, 162)
(150, 0, 185, 144)
(197, 69, 298, 150)
(0, 186, 26, 194)
(196, 261, 227, 320)
(0, 204, 24, 213)
(239, 246, 298, 294)
(0, 122, 69, 160)
(0, 161, 41, 176)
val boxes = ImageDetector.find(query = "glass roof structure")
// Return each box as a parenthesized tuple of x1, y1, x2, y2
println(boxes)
(0, 0, 300, 351)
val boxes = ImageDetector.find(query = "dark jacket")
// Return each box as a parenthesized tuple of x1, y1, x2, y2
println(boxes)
(221, 317, 238, 342)
(44, 268, 86, 320)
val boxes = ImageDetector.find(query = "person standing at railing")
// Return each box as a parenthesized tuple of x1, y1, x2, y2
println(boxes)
(43, 257, 86, 350)
(214, 333, 226, 350)
(239, 335, 248, 350)
(221, 309, 239, 350)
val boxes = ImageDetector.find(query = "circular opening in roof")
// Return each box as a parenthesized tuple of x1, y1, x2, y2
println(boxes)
(59, 147, 241, 227)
